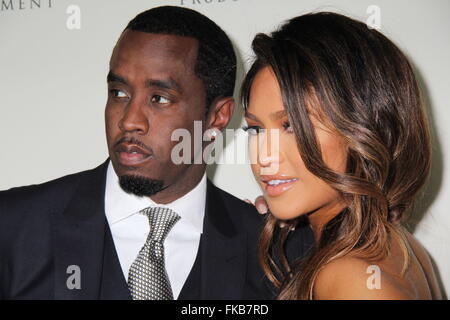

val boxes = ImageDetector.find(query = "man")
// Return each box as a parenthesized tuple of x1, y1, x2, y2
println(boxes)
(0, 6, 313, 300)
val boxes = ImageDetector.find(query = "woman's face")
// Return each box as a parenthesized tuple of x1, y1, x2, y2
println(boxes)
(245, 66, 348, 222)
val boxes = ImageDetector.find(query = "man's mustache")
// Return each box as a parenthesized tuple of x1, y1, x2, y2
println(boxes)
(113, 136, 153, 154)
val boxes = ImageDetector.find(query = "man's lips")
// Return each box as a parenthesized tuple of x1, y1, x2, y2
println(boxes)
(114, 142, 152, 166)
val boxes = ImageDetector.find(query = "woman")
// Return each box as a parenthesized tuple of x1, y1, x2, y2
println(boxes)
(241, 12, 442, 299)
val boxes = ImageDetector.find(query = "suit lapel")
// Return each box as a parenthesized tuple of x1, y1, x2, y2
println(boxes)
(52, 160, 111, 299)
(198, 180, 247, 299)
(98, 222, 132, 300)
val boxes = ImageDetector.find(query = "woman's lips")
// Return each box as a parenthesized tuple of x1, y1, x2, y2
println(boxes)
(263, 178, 298, 197)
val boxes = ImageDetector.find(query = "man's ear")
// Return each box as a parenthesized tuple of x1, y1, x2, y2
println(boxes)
(206, 96, 235, 131)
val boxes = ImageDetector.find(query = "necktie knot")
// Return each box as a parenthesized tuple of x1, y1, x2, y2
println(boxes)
(140, 207, 180, 243)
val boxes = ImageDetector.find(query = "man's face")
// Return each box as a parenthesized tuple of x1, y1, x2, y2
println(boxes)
(105, 30, 207, 202)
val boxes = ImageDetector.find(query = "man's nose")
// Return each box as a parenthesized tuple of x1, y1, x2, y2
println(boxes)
(119, 98, 149, 134)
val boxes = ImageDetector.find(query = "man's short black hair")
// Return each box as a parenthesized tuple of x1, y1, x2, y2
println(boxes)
(126, 6, 237, 109)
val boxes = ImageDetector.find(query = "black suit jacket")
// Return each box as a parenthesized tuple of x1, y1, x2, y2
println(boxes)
(0, 160, 314, 300)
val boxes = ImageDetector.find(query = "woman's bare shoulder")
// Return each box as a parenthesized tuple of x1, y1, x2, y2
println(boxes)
(313, 230, 442, 300)
(403, 231, 433, 270)
(314, 256, 412, 300)
(403, 230, 443, 299)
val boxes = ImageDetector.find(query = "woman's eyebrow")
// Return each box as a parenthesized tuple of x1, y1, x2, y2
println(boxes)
(270, 110, 287, 121)
(245, 110, 287, 121)
(244, 110, 259, 121)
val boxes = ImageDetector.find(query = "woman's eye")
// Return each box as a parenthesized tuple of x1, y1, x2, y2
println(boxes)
(151, 95, 171, 104)
(242, 125, 262, 136)
(283, 121, 293, 133)
(110, 89, 128, 98)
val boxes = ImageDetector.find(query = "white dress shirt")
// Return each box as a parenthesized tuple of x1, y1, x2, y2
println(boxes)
(104, 162, 206, 299)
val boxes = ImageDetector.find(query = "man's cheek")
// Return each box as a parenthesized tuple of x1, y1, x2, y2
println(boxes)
(105, 113, 117, 133)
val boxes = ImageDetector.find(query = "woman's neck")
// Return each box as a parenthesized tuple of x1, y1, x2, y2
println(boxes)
(307, 199, 347, 242)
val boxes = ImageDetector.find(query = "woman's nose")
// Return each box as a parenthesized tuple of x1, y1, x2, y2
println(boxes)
(257, 129, 281, 174)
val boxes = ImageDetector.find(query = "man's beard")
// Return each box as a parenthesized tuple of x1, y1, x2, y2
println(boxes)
(119, 175, 165, 197)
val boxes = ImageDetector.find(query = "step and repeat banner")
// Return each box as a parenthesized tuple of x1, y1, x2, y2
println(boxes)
(1, 0, 449, 297)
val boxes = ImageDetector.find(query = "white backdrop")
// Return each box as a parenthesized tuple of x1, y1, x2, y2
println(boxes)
(1, 0, 449, 297)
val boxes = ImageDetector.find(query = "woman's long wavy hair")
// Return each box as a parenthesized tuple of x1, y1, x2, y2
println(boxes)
(241, 12, 432, 299)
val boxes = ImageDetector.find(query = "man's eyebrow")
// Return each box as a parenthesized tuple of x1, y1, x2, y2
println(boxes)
(146, 78, 181, 92)
(107, 71, 181, 92)
(107, 71, 127, 85)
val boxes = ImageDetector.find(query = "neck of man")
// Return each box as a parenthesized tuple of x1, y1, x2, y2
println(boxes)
(148, 163, 207, 204)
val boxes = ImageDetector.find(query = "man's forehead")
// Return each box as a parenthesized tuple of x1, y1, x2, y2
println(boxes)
(108, 31, 203, 91)
(114, 30, 199, 61)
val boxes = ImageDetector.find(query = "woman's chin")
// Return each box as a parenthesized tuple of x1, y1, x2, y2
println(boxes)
(267, 204, 305, 221)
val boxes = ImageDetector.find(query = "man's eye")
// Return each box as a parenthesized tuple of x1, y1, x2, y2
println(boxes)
(110, 89, 128, 98)
(242, 125, 262, 136)
(151, 95, 171, 104)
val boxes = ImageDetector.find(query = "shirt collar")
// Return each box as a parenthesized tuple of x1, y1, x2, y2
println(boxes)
(104, 161, 206, 233)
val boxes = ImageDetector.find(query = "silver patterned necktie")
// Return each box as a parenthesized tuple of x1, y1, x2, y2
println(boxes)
(127, 207, 180, 300)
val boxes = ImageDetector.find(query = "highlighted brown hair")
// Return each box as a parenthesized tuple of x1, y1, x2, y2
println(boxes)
(241, 12, 431, 299)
